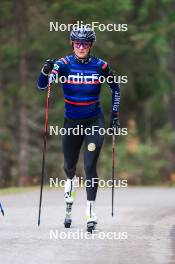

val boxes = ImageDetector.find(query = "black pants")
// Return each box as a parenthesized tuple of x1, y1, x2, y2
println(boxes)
(62, 114, 105, 201)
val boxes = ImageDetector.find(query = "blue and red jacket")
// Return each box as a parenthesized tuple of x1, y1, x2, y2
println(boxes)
(37, 55, 120, 119)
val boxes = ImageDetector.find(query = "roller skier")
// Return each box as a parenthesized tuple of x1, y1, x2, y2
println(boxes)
(37, 26, 120, 233)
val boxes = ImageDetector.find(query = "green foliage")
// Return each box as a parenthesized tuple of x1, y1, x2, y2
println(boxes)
(0, 0, 175, 186)
(99, 125, 175, 185)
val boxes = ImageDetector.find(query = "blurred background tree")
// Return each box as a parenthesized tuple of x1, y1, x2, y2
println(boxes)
(0, 0, 175, 187)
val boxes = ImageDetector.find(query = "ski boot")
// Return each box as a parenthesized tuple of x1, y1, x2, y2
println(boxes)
(86, 201, 98, 233)
(64, 176, 77, 228)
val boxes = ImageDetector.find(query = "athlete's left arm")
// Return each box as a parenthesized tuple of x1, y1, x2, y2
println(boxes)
(102, 63, 121, 114)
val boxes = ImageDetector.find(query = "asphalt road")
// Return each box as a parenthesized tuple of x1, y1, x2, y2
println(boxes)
(0, 187, 175, 264)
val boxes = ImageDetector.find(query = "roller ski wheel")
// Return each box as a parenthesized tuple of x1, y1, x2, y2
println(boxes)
(87, 221, 97, 233)
(64, 218, 72, 228)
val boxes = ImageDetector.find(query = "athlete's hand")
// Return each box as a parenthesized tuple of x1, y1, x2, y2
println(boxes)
(110, 112, 120, 130)
(42, 59, 55, 75)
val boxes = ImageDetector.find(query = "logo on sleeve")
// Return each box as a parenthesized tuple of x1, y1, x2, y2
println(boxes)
(53, 64, 59, 70)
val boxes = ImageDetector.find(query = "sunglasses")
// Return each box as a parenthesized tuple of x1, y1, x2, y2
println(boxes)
(73, 41, 92, 49)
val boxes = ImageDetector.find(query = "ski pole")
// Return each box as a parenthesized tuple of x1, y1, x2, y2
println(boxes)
(111, 133, 115, 217)
(0, 202, 4, 216)
(38, 80, 51, 226)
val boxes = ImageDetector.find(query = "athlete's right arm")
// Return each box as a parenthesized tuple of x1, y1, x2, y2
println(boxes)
(37, 59, 62, 90)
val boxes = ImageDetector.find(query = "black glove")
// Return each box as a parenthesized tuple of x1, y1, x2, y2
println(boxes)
(110, 112, 120, 130)
(42, 59, 55, 74)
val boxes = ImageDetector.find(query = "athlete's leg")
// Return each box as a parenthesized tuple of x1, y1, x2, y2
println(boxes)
(62, 118, 84, 180)
(83, 115, 105, 201)
(83, 115, 104, 231)
(62, 118, 84, 227)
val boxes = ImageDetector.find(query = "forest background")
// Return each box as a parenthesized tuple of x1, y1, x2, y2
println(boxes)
(0, 0, 175, 188)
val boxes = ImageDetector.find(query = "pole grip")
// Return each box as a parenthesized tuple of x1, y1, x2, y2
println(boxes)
(44, 82, 51, 134)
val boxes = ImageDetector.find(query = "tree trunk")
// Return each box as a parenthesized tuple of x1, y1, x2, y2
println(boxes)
(0, 19, 12, 187)
(15, 0, 30, 185)
(168, 41, 175, 128)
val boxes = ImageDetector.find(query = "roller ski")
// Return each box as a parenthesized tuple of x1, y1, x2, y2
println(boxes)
(86, 201, 97, 233)
(64, 202, 72, 228)
(87, 221, 97, 233)
(64, 176, 77, 228)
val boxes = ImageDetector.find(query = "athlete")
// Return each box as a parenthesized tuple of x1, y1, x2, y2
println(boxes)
(37, 27, 120, 233)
